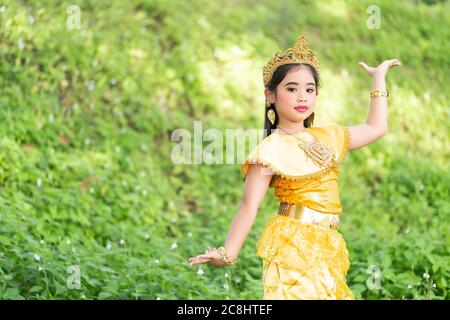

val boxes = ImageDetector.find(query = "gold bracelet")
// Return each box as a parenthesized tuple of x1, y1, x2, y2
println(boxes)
(217, 246, 238, 265)
(370, 89, 389, 98)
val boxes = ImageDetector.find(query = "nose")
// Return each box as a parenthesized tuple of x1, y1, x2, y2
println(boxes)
(297, 91, 307, 102)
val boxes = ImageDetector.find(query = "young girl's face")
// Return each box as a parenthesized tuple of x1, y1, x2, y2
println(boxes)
(266, 66, 318, 125)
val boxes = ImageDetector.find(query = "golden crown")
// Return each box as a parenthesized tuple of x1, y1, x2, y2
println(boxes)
(263, 34, 320, 87)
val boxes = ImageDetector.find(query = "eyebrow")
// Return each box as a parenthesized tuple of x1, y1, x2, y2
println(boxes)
(284, 82, 316, 87)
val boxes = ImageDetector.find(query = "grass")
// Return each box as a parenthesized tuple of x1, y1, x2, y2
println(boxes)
(0, 0, 448, 299)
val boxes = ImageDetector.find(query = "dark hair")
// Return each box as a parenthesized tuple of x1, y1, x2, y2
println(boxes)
(264, 63, 320, 138)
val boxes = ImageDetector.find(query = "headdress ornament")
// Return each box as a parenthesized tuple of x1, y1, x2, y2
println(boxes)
(263, 34, 319, 88)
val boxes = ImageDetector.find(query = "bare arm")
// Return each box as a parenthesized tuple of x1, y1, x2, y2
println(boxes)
(224, 164, 274, 259)
(347, 59, 401, 150)
(188, 163, 274, 267)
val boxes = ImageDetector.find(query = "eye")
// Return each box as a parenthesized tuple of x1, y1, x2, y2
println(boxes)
(307, 88, 315, 93)
(287, 88, 296, 92)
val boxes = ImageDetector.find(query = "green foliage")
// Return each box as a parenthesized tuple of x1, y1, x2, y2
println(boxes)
(0, 0, 448, 299)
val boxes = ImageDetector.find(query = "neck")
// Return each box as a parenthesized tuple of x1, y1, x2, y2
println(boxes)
(276, 119, 306, 135)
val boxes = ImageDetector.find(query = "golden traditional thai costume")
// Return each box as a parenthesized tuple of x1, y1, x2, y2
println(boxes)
(241, 124, 355, 300)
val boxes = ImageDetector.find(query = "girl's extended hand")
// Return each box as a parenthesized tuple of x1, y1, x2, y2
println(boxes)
(358, 59, 401, 77)
(188, 246, 228, 267)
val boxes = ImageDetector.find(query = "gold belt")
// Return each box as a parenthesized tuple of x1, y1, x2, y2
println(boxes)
(278, 202, 340, 230)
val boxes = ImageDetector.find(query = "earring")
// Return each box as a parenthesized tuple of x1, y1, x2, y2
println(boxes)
(267, 109, 276, 125)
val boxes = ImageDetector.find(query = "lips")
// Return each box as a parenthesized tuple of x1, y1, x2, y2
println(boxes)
(294, 106, 309, 112)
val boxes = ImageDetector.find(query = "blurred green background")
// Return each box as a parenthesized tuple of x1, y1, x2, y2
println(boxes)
(0, 0, 449, 300)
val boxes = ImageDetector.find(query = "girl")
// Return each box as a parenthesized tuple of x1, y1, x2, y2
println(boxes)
(188, 35, 401, 300)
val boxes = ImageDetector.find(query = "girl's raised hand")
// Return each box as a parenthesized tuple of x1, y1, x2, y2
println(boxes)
(358, 59, 401, 77)
(188, 246, 228, 267)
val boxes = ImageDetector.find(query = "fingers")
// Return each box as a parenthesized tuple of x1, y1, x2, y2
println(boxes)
(358, 61, 373, 74)
(188, 257, 205, 266)
(358, 61, 369, 69)
(188, 253, 212, 266)
(390, 59, 402, 66)
(188, 246, 218, 266)
(384, 59, 401, 67)
(189, 258, 207, 266)
(360, 60, 401, 69)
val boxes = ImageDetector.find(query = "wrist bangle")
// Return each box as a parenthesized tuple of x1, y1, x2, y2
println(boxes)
(370, 89, 389, 98)
(217, 246, 238, 265)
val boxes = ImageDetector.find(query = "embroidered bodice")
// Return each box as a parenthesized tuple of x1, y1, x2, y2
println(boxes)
(240, 124, 351, 214)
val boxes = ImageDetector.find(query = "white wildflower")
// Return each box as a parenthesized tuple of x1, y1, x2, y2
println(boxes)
(197, 268, 204, 276)
(187, 232, 192, 238)
(37, 178, 42, 188)
(84, 139, 90, 145)
(432, 283, 436, 288)
(171, 242, 177, 250)
(34, 254, 41, 261)
(142, 190, 148, 196)
(106, 242, 112, 250)
(87, 80, 95, 92)
(423, 272, 430, 279)
(224, 272, 229, 278)
(18, 38, 25, 51)
(223, 283, 229, 290)
(66, 239, 71, 245)
(407, 284, 412, 289)
(119, 239, 125, 246)
(154, 259, 159, 264)
(38, 266, 44, 271)
(144, 233, 150, 240)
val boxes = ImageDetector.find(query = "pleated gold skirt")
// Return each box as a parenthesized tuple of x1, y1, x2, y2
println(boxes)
(256, 214, 355, 300)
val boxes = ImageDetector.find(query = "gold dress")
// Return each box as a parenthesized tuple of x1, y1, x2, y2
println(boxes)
(241, 124, 355, 300)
